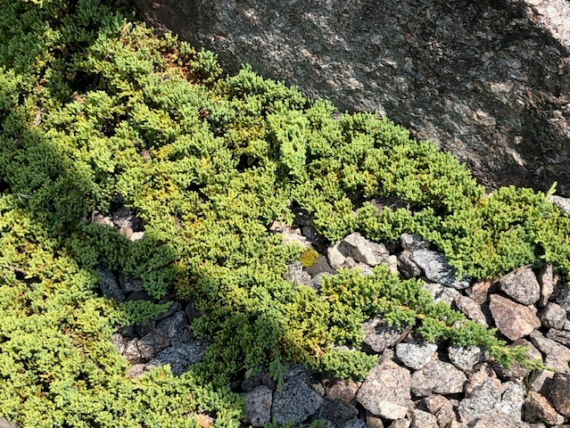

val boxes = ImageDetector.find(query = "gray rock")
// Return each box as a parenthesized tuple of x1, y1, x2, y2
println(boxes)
(137, 329, 170, 361)
(365, 412, 385, 428)
(343, 257, 374, 276)
(363, 317, 409, 353)
(529, 370, 555, 395)
(530, 330, 570, 373)
(525, 391, 565, 426)
(155, 300, 183, 321)
(156, 311, 191, 347)
(313, 398, 359, 428)
(344, 419, 367, 428)
(123, 339, 143, 364)
(284, 262, 312, 287)
(455, 295, 488, 327)
(98, 268, 125, 302)
(420, 395, 449, 414)
(241, 372, 276, 393)
(547, 328, 570, 346)
(356, 361, 411, 420)
(470, 411, 517, 428)
(272, 373, 323, 425)
(145, 341, 207, 375)
(118, 274, 144, 294)
(395, 341, 438, 370)
(306, 255, 336, 276)
(339, 232, 389, 267)
(422, 282, 461, 306)
(311, 272, 332, 290)
(409, 409, 437, 428)
(397, 251, 421, 279)
(111, 333, 129, 354)
(112, 207, 135, 229)
(91, 212, 114, 228)
(387, 419, 410, 428)
(327, 243, 347, 270)
(448, 346, 486, 372)
(489, 295, 541, 341)
(496, 381, 524, 422)
(0, 418, 18, 428)
(400, 234, 429, 252)
(466, 280, 496, 305)
(436, 401, 457, 428)
(411, 250, 470, 289)
(556, 287, 570, 313)
(538, 303, 566, 329)
(458, 379, 501, 424)
(242, 385, 273, 427)
(547, 372, 570, 417)
(411, 361, 467, 397)
(184, 301, 202, 323)
(537, 264, 555, 308)
(126, 290, 153, 302)
(497, 266, 541, 306)
(551, 195, 570, 216)
(125, 363, 146, 378)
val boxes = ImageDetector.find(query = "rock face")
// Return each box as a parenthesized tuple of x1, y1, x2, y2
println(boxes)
(133, 0, 570, 196)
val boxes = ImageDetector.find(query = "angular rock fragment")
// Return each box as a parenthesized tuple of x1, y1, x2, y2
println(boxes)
(356, 361, 411, 420)
(546, 328, 570, 346)
(547, 372, 570, 417)
(455, 295, 488, 327)
(411, 361, 467, 397)
(156, 311, 192, 347)
(551, 195, 570, 216)
(327, 243, 346, 270)
(496, 381, 524, 422)
(344, 419, 367, 428)
(422, 282, 461, 306)
(363, 317, 409, 353)
(458, 379, 501, 424)
(400, 234, 429, 252)
(497, 266, 541, 306)
(448, 346, 486, 372)
(137, 330, 170, 361)
(146, 341, 207, 375)
(397, 250, 421, 279)
(98, 268, 125, 302)
(524, 391, 565, 426)
(284, 262, 312, 287)
(466, 279, 495, 305)
(489, 295, 540, 341)
(118, 274, 144, 293)
(339, 232, 389, 266)
(322, 378, 361, 403)
(313, 398, 358, 428)
(395, 341, 438, 370)
(537, 264, 555, 308)
(529, 370, 555, 394)
(272, 374, 322, 425)
(538, 303, 566, 329)
(530, 331, 570, 373)
(305, 255, 336, 276)
(411, 250, 470, 289)
(409, 409, 437, 428)
(242, 385, 272, 427)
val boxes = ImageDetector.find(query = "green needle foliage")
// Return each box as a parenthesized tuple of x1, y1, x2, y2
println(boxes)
(0, 0, 568, 426)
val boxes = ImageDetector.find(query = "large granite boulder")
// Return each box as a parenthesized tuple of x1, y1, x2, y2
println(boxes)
(133, 0, 570, 196)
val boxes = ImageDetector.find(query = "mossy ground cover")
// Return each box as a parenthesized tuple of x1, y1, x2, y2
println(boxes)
(1, 0, 570, 426)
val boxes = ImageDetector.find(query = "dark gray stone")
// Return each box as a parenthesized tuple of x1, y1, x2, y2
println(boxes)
(272, 373, 323, 425)
(118, 274, 144, 294)
(547, 372, 570, 417)
(530, 330, 570, 373)
(344, 419, 367, 428)
(133, 0, 570, 197)
(145, 341, 208, 375)
(306, 255, 336, 276)
(156, 311, 192, 347)
(155, 300, 183, 321)
(137, 329, 170, 361)
(547, 328, 570, 346)
(411, 250, 470, 289)
(400, 234, 429, 252)
(312, 398, 359, 428)
(98, 268, 125, 302)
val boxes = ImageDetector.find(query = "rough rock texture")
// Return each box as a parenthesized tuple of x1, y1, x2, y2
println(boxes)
(363, 317, 408, 353)
(133, 0, 570, 196)
(395, 341, 438, 370)
(356, 361, 412, 420)
(411, 361, 467, 397)
(547, 373, 570, 417)
(339, 232, 389, 267)
(489, 294, 541, 340)
(411, 250, 470, 289)
(272, 373, 323, 424)
(525, 391, 565, 426)
(498, 266, 541, 306)
(242, 386, 273, 427)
